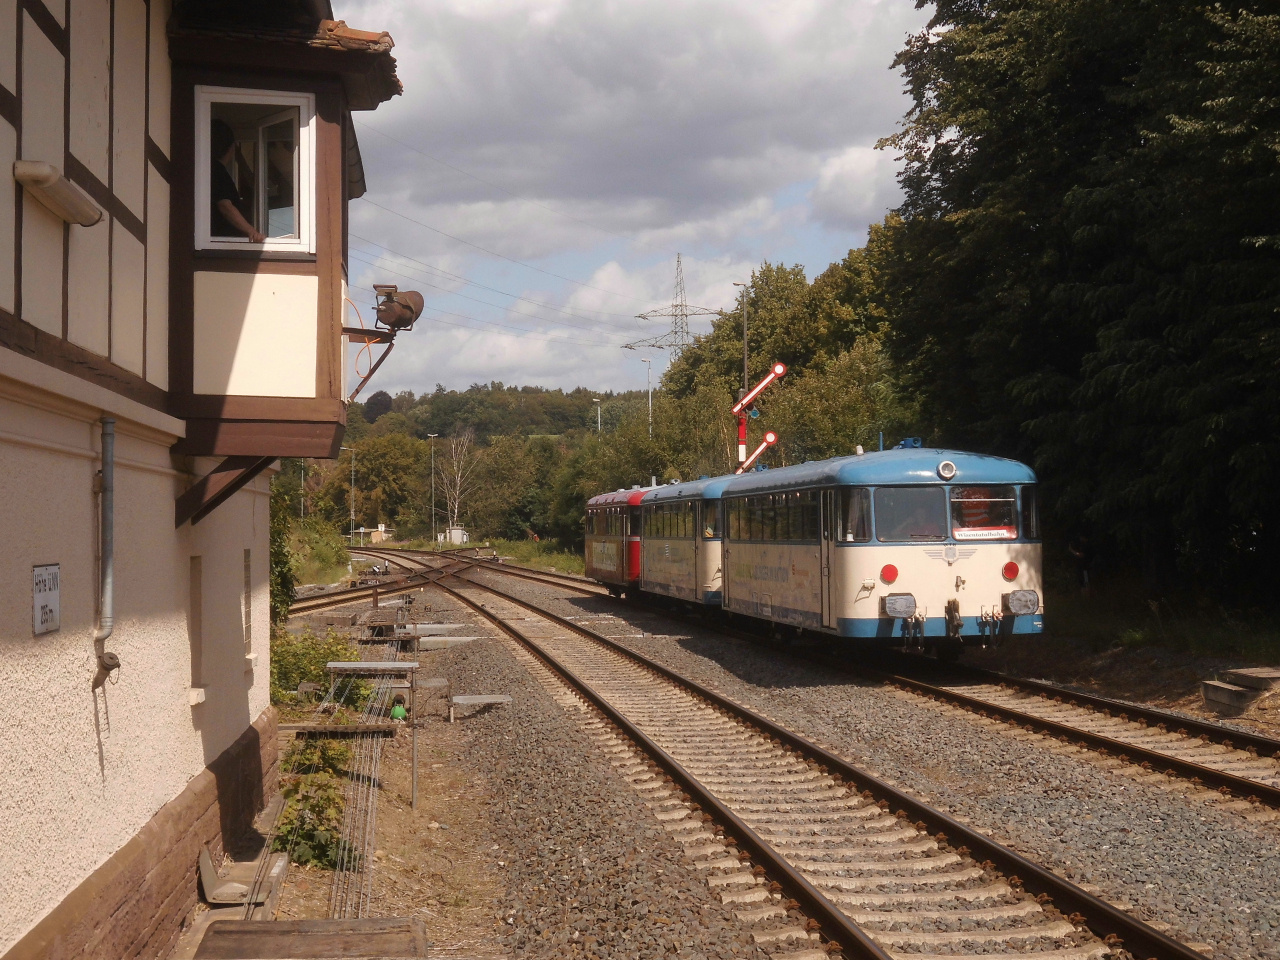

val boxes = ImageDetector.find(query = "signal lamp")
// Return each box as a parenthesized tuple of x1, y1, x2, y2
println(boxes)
(1002, 561, 1019, 581)
(880, 564, 899, 584)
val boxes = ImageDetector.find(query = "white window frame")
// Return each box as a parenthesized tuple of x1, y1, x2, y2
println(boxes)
(194, 86, 316, 254)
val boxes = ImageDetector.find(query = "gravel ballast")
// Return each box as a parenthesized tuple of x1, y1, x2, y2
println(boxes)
(424, 590, 768, 960)
(477, 574, 1280, 960)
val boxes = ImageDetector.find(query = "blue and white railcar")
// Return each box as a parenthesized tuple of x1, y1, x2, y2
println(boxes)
(720, 448, 1042, 651)
(639, 476, 735, 604)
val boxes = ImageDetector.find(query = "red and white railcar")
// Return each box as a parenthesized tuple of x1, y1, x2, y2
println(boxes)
(584, 487, 651, 595)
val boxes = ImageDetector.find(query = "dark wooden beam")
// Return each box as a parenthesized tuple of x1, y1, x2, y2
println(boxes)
(173, 420, 345, 458)
(175, 456, 275, 528)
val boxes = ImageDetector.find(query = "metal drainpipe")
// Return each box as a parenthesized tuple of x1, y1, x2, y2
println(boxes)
(92, 418, 120, 689)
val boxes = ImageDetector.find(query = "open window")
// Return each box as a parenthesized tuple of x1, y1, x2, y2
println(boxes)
(195, 87, 315, 253)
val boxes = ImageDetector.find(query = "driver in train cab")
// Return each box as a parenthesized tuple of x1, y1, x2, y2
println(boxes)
(210, 119, 266, 243)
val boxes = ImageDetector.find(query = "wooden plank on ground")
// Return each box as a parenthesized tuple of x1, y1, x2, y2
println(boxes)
(193, 917, 429, 958)
(278, 723, 399, 736)
(326, 661, 419, 674)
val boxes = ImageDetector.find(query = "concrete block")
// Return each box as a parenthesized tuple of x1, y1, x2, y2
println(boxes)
(397, 622, 469, 636)
(1201, 680, 1262, 712)
(1219, 667, 1280, 692)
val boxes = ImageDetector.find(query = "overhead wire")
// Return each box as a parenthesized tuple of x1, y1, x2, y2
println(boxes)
(353, 119, 736, 272)
(349, 233, 643, 323)
(357, 196, 668, 306)
(346, 252, 628, 346)
(354, 119, 631, 244)
(346, 246, 638, 336)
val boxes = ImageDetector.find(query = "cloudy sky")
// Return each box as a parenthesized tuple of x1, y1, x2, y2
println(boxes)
(339, 0, 929, 396)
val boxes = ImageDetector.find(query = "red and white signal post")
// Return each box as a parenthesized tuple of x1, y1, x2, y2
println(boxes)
(732, 362, 786, 470)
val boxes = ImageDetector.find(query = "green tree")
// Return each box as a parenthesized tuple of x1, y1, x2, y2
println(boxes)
(268, 477, 296, 623)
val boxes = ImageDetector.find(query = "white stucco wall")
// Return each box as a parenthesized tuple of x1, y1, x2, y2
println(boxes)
(0, 350, 273, 952)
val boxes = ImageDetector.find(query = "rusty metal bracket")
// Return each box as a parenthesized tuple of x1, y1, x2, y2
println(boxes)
(346, 338, 396, 404)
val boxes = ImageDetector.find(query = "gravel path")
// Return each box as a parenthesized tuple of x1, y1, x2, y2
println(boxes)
(426, 588, 768, 960)
(471, 574, 1280, 960)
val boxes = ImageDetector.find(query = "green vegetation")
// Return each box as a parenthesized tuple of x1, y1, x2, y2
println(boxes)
(269, 628, 367, 707)
(267, 2, 1280, 651)
(486, 539, 585, 576)
(288, 520, 352, 586)
(268, 482, 295, 624)
(274, 761, 349, 868)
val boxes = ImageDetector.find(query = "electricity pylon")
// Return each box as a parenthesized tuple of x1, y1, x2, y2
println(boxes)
(622, 253, 718, 356)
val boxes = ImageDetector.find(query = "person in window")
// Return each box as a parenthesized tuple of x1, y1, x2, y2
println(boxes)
(210, 119, 265, 243)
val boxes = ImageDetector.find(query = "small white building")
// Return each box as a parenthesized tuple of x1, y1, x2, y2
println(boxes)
(441, 525, 470, 545)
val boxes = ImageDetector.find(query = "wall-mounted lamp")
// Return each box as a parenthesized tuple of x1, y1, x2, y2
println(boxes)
(13, 161, 103, 226)
(343, 284, 424, 403)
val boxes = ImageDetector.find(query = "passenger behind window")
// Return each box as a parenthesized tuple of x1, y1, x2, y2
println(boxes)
(210, 119, 265, 243)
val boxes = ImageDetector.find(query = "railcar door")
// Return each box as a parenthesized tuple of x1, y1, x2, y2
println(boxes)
(691, 503, 701, 599)
(820, 489, 836, 629)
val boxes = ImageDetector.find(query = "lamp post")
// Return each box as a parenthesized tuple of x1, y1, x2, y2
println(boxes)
(640, 358, 652, 439)
(299, 458, 305, 519)
(593, 398, 602, 433)
(340, 446, 355, 547)
(427, 433, 439, 549)
(732, 281, 749, 392)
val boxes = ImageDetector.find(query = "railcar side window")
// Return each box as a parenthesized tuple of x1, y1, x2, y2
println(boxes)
(629, 508, 641, 536)
(801, 490, 820, 541)
(874, 487, 946, 542)
(1020, 486, 1039, 540)
(950, 485, 1017, 540)
(840, 488, 871, 542)
(703, 502, 721, 538)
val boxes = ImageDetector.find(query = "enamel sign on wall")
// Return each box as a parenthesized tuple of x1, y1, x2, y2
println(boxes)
(33, 564, 61, 635)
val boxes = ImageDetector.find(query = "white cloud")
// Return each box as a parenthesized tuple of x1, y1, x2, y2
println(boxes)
(334, 0, 928, 394)
(809, 144, 902, 230)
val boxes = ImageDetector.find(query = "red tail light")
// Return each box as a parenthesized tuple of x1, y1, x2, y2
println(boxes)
(880, 564, 899, 584)
(1002, 561, 1019, 581)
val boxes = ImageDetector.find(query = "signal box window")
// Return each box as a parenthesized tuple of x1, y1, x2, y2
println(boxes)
(874, 486, 946, 542)
(195, 87, 315, 253)
(950, 485, 1018, 540)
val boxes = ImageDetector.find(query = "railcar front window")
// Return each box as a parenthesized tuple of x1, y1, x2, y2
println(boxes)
(874, 487, 946, 542)
(840, 488, 871, 542)
(950, 485, 1018, 540)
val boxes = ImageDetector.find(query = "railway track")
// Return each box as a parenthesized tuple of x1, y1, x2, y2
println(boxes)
(426, 551, 1280, 813)
(350, 552, 1200, 959)
(319, 548, 1280, 814)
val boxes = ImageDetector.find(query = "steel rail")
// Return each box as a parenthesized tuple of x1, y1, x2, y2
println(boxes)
(449, 550, 1280, 758)
(431, 574, 891, 960)
(356, 546, 603, 592)
(363, 550, 1280, 807)
(289, 572, 437, 615)
(925, 660, 1280, 758)
(436, 567, 1208, 960)
(861, 667, 1280, 808)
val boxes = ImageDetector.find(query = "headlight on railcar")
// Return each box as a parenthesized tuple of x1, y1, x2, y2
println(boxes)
(1003, 590, 1039, 616)
(882, 593, 917, 618)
